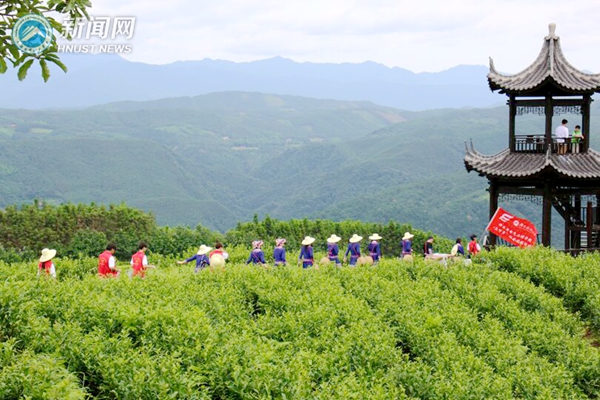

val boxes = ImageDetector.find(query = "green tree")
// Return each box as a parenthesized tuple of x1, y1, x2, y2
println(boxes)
(0, 0, 92, 81)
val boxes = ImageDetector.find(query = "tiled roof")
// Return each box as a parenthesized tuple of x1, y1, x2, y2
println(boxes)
(464, 142, 600, 179)
(488, 23, 600, 94)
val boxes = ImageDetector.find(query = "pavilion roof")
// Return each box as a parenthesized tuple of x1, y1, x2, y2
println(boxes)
(464, 141, 600, 179)
(488, 23, 600, 95)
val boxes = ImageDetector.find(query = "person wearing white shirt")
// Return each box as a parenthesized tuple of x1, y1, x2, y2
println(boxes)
(555, 119, 569, 154)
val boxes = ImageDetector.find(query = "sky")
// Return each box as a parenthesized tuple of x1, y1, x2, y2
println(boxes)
(66, 0, 600, 73)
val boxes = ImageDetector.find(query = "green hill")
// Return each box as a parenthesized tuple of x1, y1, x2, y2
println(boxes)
(0, 91, 596, 240)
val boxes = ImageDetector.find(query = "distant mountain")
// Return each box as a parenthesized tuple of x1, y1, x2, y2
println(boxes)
(0, 54, 497, 110)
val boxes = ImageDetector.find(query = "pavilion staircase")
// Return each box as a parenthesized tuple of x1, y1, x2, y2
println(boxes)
(552, 197, 600, 250)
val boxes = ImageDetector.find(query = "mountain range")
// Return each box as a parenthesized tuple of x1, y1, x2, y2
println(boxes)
(0, 54, 498, 110)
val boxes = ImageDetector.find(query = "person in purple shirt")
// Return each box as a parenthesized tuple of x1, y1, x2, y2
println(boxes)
(326, 234, 342, 266)
(367, 233, 382, 264)
(298, 236, 315, 268)
(273, 238, 287, 266)
(344, 234, 362, 266)
(246, 240, 266, 266)
(177, 244, 212, 272)
(401, 232, 414, 261)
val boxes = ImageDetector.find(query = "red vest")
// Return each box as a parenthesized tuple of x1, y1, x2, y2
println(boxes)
(38, 261, 52, 274)
(98, 250, 117, 277)
(131, 250, 146, 277)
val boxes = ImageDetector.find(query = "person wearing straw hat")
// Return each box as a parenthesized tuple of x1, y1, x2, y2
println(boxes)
(298, 236, 315, 268)
(326, 234, 342, 266)
(131, 241, 156, 278)
(401, 232, 414, 261)
(178, 244, 212, 272)
(98, 243, 120, 277)
(246, 240, 266, 266)
(273, 238, 287, 266)
(344, 234, 362, 266)
(367, 234, 382, 264)
(38, 248, 57, 278)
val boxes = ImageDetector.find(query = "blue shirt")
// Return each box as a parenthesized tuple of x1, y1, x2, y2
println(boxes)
(273, 247, 286, 265)
(299, 246, 314, 267)
(367, 241, 381, 258)
(185, 254, 209, 271)
(328, 243, 339, 258)
(246, 249, 266, 264)
(402, 240, 412, 254)
(345, 243, 361, 259)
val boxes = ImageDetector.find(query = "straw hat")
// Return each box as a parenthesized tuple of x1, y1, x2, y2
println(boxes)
(275, 238, 286, 247)
(369, 233, 382, 241)
(326, 234, 342, 243)
(252, 240, 264, 249)
(210, 253, 225, 268)
(349, 234, 363, 243)
(197, 244, 212, 255)
(402, 232, 414, 240)
(301, 236, 315, 246)
(39, 248, 56, 262)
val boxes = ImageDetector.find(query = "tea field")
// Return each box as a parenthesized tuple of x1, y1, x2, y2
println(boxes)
(1, 247, 600, 399)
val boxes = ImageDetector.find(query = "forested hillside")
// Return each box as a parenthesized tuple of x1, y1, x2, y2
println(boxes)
(0, 91, 595, 240)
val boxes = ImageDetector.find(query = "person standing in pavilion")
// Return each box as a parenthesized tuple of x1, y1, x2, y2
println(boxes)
(571, 124, 584, 153)
(344, 234, 362, 266)
(555, 119, 569, 154)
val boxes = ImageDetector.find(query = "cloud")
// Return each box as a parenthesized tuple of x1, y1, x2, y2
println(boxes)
(84, 0, 600, 73)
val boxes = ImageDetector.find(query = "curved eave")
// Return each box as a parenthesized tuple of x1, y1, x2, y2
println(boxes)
(487, 29, 600, 95)
(464, 144, 600, 179)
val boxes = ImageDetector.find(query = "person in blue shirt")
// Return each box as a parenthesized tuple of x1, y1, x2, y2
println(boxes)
(451, 238, 465, 257)
(344, 234, 362, 266)
(367, 233, 382, 264)
(401, 232, 414, 261)
(273, 238, 287, 266)
(298, 236, 315, 268)
(177, 244, 212, 272)
(246, 240, 266, 266)
(326, 234, 342, 266)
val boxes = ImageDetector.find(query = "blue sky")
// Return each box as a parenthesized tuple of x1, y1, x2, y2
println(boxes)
(79, 0, 600, 73)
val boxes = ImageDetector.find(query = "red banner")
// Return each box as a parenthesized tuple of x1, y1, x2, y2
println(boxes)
(486, 208, 537, 248)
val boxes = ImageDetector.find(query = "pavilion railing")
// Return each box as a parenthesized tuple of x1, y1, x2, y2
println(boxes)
(514, 135, 585, 154)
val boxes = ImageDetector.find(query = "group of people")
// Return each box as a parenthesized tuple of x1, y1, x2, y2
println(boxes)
(555, 119, 584, 154)
(245, 233, 383, 268)
(37, 232, 485, 278)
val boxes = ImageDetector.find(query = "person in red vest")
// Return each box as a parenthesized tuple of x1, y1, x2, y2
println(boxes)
(130, 241, 155, 278)
(38, 248, 57, 278)
(467, 234, 481, 258)
(98, 243, 119, 277)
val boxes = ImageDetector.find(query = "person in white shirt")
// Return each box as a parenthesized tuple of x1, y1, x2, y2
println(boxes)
(555, 119, 569, 154)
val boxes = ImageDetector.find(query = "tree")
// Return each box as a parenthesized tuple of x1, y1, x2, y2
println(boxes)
(0, 0, 92, 81)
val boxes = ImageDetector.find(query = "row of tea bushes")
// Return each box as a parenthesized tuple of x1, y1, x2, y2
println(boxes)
(485, 247, 600, 332)
(1, 254, 599, 398)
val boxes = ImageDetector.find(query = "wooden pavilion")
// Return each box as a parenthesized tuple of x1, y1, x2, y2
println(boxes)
(465, 23, 600, 251)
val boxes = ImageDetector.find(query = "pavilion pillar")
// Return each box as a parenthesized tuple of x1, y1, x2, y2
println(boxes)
(573, 195, 581, 250)
(542, 180, 552, 246)
(509, 95, 516, 152)
(545, 95, 554, 151)
(582, 95, 591, 153)
(489, 179, 498, 246)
